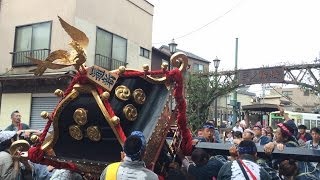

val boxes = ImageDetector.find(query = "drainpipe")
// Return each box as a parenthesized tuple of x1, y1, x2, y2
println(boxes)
(0, 81, 2, 116)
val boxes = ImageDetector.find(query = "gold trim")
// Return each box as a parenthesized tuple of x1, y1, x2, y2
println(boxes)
(144, 52, 189, 83)
(91, 89, 125, 145)
(144, 102, 173, 168)
(41, 133, 54, 151)
(30, 135, 39, 143)
(42, 89, 79, 151)
(132, 88, 146, 105)
(118, 66, 126, 74)
(100, 91, 110, 101)
(40, 111, 50, 119)
(9, 140, 30, 161)
(73, 108, 88, 125)
(86, 126, 101, 141)
(123, 104, 138, 121)
(73, 84, 94, 93)
(10, 140, 30, 155)
(115, 85, 131, 101)
(170, 52, 188, 72)
(69, 125, 83, 140)
(111, 116, 120, 125)
(142, 64, 149, 71)
(144, 76, 167, 84)
(54, 89, 64, 97)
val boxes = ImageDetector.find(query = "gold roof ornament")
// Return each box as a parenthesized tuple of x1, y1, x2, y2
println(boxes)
(28, 16, 89, 75)
(54, 89, 64, 97)
(9, 140, 30, 161)
(58, 16, 89, 48)
(30, 134, 40, 143)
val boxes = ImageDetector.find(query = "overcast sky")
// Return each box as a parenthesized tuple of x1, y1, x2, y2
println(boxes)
(149, 0, 320, 72)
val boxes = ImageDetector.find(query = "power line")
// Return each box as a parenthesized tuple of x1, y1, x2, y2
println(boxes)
(269, 85, 304, 108)
(152, 0, 244, 45)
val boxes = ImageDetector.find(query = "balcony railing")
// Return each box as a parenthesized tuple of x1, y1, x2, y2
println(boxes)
(95, 54, 127, 70)
(10, 49, 50, 67)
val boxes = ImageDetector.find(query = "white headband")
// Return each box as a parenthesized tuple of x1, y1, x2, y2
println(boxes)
(0, 131, 16, 143)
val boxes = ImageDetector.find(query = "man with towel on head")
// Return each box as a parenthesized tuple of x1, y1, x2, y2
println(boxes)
(100, 131, 158, 180)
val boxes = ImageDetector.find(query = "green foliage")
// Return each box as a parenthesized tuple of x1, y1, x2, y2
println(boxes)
(186, 74, 210, 132)
(185, 72, 237, 132)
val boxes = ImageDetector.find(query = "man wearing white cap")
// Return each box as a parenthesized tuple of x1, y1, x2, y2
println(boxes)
(243, 129, 254, 141)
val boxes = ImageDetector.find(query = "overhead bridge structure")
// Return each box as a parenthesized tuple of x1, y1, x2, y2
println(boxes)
(213, 63, 320, 94)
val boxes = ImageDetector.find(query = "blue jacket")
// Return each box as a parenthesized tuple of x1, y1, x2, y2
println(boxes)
(254, 135, 270, 146)
(296, 161, 320, 180)
(187, 155, 227, 180)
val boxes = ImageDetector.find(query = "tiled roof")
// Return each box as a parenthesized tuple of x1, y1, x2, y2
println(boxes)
(159, 45, 211, 63)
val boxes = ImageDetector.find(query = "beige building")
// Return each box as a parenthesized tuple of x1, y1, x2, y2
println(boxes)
(157, 46, 211, 73)
(0, 0, 154, 129)
(209, 89, 256, 124)
(269, 87, 320, 113)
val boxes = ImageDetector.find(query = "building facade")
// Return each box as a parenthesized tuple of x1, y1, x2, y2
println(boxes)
(209, 89, 256, 126)
(156, 45, 211, 73)
(269, 87, 320, 113)
(0, 0, 154, 129)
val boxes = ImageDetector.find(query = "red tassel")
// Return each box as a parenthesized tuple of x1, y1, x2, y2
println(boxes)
(167, 69, 193, 155)
(28, 146, 44, 163)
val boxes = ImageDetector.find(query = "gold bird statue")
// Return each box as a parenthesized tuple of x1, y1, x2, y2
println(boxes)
(28, 50, 71, 76)
(28, 16, 89, 76)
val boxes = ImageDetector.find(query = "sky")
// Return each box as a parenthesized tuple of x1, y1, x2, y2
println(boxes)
(149, 0, 320, 73)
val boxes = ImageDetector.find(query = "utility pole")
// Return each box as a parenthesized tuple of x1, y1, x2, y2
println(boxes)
(261, 83, 265, 104)
(232, 38, 238, 125)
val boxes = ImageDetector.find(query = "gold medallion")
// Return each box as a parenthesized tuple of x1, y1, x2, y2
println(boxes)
(123, 104, 138, 121)
(115, 85, 131, 101)
(86, 126, 101, 142)
(133, 89, 146, 104)
(73, 108, 88, 125)
(69, 125, 83, 140)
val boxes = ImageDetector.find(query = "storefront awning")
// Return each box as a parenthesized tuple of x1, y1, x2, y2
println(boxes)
(242, 103, 278, 112)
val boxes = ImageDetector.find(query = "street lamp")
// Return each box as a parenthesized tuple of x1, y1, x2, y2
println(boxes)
(168, 38, 177, 55)
(213, 56, 221, 127)
(168, 39, 178, 113)
(213, 56, 221, 69)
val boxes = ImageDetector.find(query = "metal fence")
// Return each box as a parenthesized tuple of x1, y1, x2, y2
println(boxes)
(10, 49, 50, 66)
(94, 54, 127, 70)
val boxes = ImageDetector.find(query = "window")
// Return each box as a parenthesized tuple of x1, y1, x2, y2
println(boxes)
(305, 119, 311, 130)
(140, 47, 150, 59)
(161, 59, 168, 64)
(13, 21, 51, 66)
(95, 28, 127, 70)
(282, 91, 293, 96)
(304, 89, 310, 96)
(193, 63, 204, 72)
(311, 120, 316, 129)
(227, 94, 232, 105)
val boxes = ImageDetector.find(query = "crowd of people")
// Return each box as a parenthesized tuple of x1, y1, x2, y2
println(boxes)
(0, 110, 84, 180)
(172, 106, 320, 180)
(2, 108, 320, 180)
